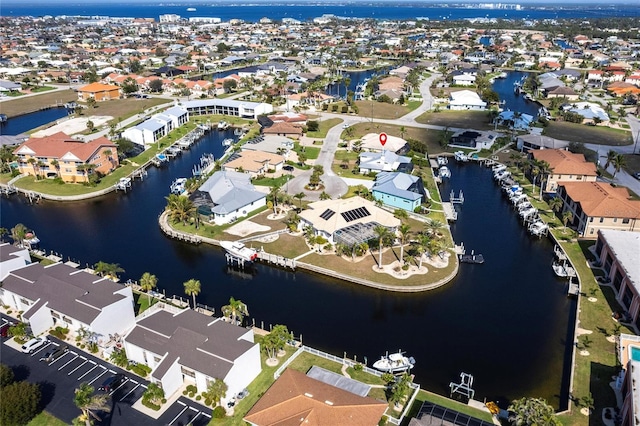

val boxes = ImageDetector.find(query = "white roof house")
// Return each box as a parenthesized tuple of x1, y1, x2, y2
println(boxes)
(448, 90, 487, 110)
(196, 170, 266, 225)
(0, 262, 136, 339)
(563, 102, 609, 123)
(359, 133, 408, 153)
(298, 197, 400, 246)
(358, 151, 413, 174)
(123, 308, 261, 401)
(182, 99, 273, 119)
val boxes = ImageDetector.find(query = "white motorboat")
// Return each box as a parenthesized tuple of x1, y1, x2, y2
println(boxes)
(222, 138, 234, 147)
(454, 151, 468, 162)
(552, 262, 568, 277)
(437, 156, 448, 166)
(170, 178, 188, 195)
(373, 351, 415, 373)
(528, 221, 548, 236)
(217, 120, 230, 130)
(439, 166, 451, 179)
(220, 241, 258, 262)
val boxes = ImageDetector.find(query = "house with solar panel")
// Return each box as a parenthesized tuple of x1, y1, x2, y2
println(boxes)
(371, 172, 427, 212)
(298, 197, 400, 248)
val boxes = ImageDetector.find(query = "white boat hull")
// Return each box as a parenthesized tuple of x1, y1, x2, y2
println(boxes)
(220, 241, 258, 262)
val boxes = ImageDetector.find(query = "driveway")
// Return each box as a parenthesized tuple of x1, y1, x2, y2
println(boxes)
(0, 315, 211, 426)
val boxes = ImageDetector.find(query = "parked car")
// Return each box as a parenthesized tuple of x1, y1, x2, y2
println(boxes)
(283, 165, 294, 172)
(226, 398, 236, 408)
(98, 373, 125, 392)
(21, 336, 48, 353)
(237, 388, 249, 399)
(39, 345, 68, 363)
(0, 322, 13, 338)
(633, 172, 640, 180)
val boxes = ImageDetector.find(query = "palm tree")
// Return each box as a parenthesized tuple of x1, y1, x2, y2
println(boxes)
(221, 297, 249, 325)
(548, 197, 563, 215)
(416, 234, 430, 269)
(397, 224, 411, 265)
(399, 125, 407, 140)
(0, 227, 8, 242)
(562, 211, 573, 234)
(50, 159, 60, 178)
(269, 186, 281, 214)
(183, 278, 201, 309)
(425, 219, 445, 239)
(373, 225, 390, 269)
(10, 223, 27, 246)
(165, 194, 196, 225)
(293, 192, 306, 209)
(508, 397, 561, 426)
(139, 272, 158, 305)
(612, 153, 627, 178)
(202, 378, 228, 407)
(604, 149, 617, 169)
(27, 157, 37, 176)
(536, 160, 553, 198)
(74, 383, 110, 426)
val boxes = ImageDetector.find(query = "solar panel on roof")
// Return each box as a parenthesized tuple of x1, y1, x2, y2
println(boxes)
(319, 209, 335, 220)
(340, 206, 371, 222)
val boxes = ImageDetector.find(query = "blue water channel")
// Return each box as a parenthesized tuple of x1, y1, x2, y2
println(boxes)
(492, 71, 541, 118)
(0, 107, 70, 136)
(0, 127, 574, 408)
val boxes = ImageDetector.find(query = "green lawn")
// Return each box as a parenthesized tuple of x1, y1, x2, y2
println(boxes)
(30, 86, 57, 93)
(28, 411, 67, 426)
(293, 143, 320, 160)
(306, 118, 342, 139)
(252, 174, 292, 187)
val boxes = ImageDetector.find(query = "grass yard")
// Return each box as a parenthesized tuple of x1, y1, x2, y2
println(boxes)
(27, 411, 67, 426)
(544, 121, 632, 146)
(306, 118, 342, 138)
(82, 97, 171, 122)
(293, 142, 320, 160)
(252, 174, 293, 187)
(0, 89, 77, 117)
(346, 122, 454, 156)
(414, 110, 495, 131)
(354, 100, 416, 120)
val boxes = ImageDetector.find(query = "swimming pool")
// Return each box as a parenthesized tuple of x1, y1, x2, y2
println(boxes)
(630, 346, 640, 362)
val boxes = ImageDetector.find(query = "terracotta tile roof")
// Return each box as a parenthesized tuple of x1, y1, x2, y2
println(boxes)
(15, 132, 116, 162)
(244, 369, 387, 426)
(560, 182, 640, 218)
(263, 122, 303, 135)
(224, 150, 284, 173)
(78, 82, 120, 93)
(531, 149, 597, 176)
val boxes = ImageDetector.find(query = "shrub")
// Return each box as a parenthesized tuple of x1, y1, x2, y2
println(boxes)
(182, 390, 188, 395)
(141, 398, 160, 411)
(307, 120, 319, 132)
(131, 363, 151, 377)
(161, 398, 167, 404)
(353, 363, 364, 371)
(186, 384, 197, 393)
(205, 398, 213, 407)
(341, 105, 348, 113)
(196, 395, 202, 401)
(212, 406, 226, 418)
(331, 104, 338, 112)
(0, 381, 41, 425)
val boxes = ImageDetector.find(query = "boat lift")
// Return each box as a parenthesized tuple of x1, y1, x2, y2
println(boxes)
(449, 190, 464, 204)
(450, 372, 475, 400)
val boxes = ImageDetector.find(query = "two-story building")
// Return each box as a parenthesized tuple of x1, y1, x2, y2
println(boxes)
(530, 149, 597, 193)
(0, 262, 135, 339)
(77, 82, 122, 102)
(557, 182, 640, 237)
(371, 172, 426, 212)
(13, 132, 119, 183)
(123, 308, 261, 401)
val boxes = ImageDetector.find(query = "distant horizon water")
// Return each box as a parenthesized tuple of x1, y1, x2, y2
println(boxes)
(1, 1, 638, 21)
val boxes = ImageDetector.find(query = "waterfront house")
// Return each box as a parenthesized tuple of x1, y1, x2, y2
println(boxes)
(14, 132, 119, 183)
(298, 197, 400, 247)
(122, 106, 188, 146)
(594, 230, 640, 330)
(358, 150, 413, 174)
(223, 150, 285, 177)
(0, 262, 135, 339)
(557, 182, 640, 238)
(77, 82, 122, 102)
(517, 134, 569, 152)
(123, 308, 261, 401)
(181, 99, 273, 120)
(371, 172, 426, 212)
(0, 243, 31, 281)
(193, 170, 266, 225)
(244, 368, 387, 426)
(617, 333, 640, 426)
(448, 90, 487, 110)
(262, 121, 303, 139)
(530, 149, 597, 193)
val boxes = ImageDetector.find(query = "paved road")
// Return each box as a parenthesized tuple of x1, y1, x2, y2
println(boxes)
(0, 314, 212, 426)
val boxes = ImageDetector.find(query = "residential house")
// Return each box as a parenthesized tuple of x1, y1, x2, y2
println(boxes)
(557, 182, 640, 237)
(262, 121, 303, 139)
(0, 262, 135, 338)
(123, 308, 261, 400)
(372, 172, 426, 212)
(122, 118, 168, 146)
(0, 243, 31, 281)
(562, 102, 609, 124)
(358, 150, 412, 174)
(223, 150, 285, 177)
(298, 197, 400, 247)
(242, 135, 294, 157)
(359, 133, 408, 154)
(77, 82, 121, 102)
(594, 230, 640, 329)
(244, 368, 387, 426)
(530, 149, 597, 193)
(616, 333, 640, 426)
(517, 134, 569, 152)
(193, 170, 266, 225)
(182, 99, 273, 120)
(14, 132, 119, 183)
(448, 90, 486, 110)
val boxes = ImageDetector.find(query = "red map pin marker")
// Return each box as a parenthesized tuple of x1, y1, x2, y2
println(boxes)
(379, 133, 387, 146)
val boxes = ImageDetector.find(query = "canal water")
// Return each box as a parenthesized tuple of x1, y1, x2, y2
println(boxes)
(492, 70, 541, 118)
(0, 107, 70, 136)
(0, 129, 574, 408)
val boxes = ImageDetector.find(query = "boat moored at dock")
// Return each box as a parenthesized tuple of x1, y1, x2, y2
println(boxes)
(170, 178, 188, 195)
(220, 241, 258, 262)
(373, 351, 415, 373)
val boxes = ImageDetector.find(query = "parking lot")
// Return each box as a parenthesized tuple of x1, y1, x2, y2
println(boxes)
(1, 315, 212, 425)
